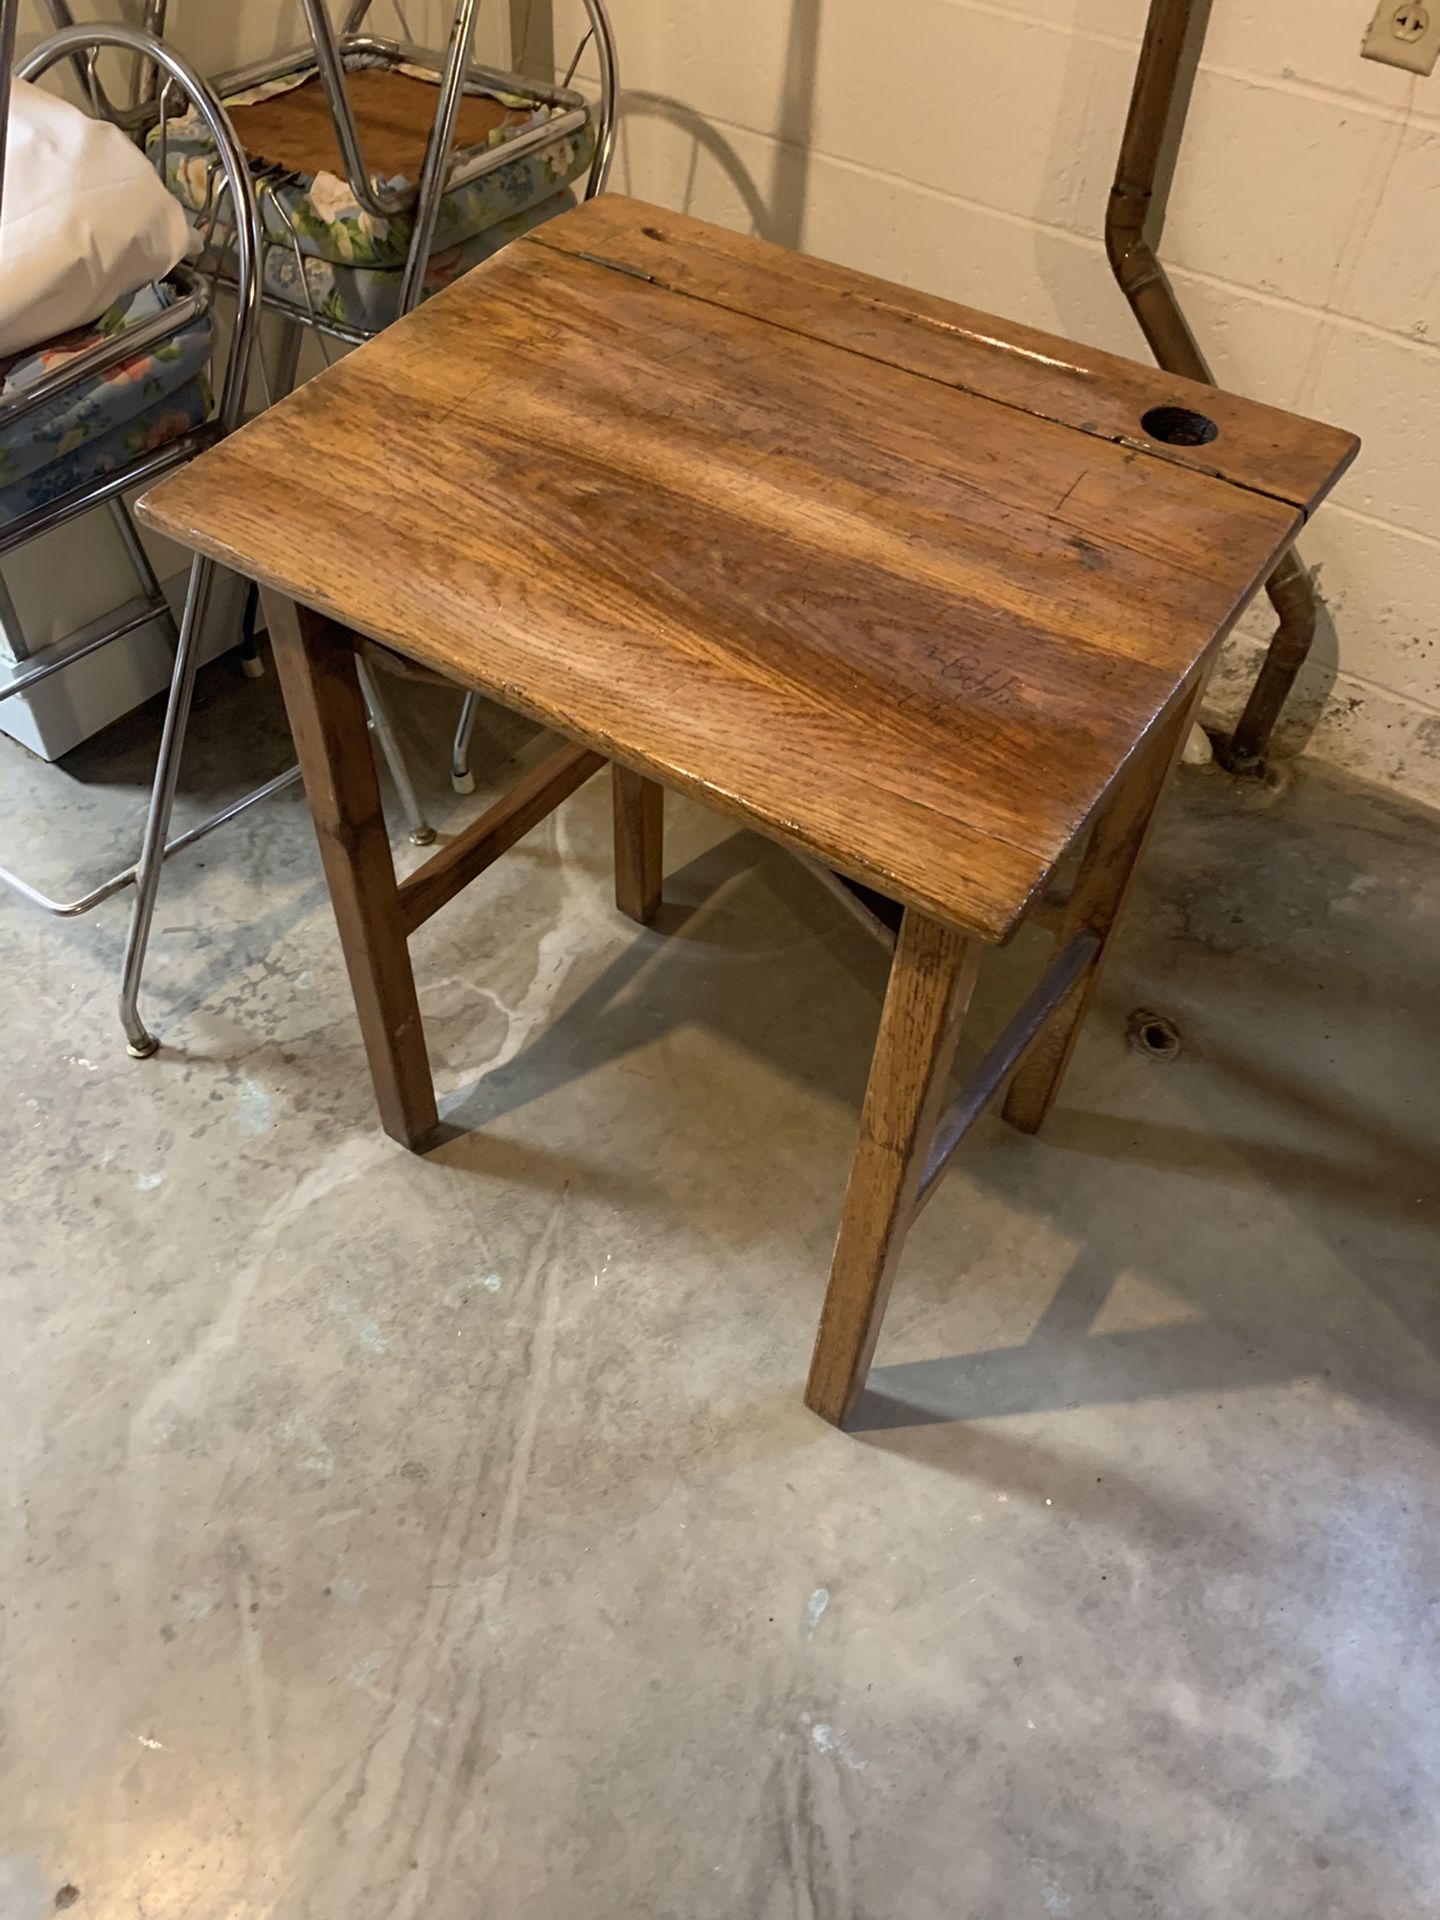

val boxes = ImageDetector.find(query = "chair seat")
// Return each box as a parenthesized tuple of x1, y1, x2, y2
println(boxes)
(252, 188, 577, 335)
(151, 54, 593, 274)
(0, 281, 212, 524)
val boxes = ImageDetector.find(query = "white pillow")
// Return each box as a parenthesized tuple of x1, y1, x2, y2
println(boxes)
(0, 77, 191, 358)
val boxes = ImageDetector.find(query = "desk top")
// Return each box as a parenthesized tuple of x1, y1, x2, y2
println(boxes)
(138, 195, 1356, 940)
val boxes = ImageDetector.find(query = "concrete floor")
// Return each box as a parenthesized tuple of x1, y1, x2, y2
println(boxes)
(1, 658, 1438, 1920)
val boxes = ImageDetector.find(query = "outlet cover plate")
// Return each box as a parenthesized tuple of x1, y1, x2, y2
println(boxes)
(1362, 0, 1440, 73)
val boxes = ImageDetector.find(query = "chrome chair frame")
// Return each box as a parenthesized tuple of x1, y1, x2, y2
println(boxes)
(3, 18, 444, 1059)
(0, 21, 284, 1057)
(63, 0, 620, 341)
(105, 0, 619, 795)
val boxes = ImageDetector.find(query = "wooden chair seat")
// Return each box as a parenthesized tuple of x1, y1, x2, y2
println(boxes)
(227, 67, 530, 185)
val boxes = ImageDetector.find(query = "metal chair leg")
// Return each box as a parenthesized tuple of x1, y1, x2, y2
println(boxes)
(238, 579, 265, 678)
(106, 496, 179, 647)
(450, 691, 478, 794)
(0, 567, 28, 661)
(118, 552, 221, 1056)
(355, 656, 436, 846)
(269, 313, 305, 400)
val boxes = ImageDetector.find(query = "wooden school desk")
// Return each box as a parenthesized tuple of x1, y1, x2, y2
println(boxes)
(138, 196, 1356, 1426)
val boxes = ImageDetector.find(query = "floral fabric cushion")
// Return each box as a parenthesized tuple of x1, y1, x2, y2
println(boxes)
(252, 189, 577, 335)
(0, 379, 209, 526)
(0, 281, 212, 525)
(149, 55, 593, 273)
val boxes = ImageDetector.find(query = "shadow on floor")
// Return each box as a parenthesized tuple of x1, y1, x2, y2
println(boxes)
(431, 741, 1440, 1450)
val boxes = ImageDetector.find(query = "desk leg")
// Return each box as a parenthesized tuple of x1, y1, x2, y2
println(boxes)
(805, 910, 981, 1427)
(1004, 684, 1199, 1135)
(264, 593, 440, 1151)
(613, 765, 664, 925)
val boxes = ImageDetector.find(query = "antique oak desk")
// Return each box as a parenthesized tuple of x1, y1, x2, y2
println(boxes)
(138, 196, 1356, 1427)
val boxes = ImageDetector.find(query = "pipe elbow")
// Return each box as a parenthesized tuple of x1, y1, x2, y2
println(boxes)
(1104, 193, 1153, 287)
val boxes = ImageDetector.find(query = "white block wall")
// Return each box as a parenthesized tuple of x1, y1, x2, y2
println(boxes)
(12, 0, 1439, 799)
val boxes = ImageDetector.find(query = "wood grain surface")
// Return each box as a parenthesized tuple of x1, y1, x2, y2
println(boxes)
(140, 197, 1356, 942)
(533, 197, 1358, 515)
(395, 740, 603, 936)
(227, 68, 529, 185)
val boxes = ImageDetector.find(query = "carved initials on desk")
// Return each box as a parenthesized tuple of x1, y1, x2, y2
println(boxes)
(894, 650, 1025, 723)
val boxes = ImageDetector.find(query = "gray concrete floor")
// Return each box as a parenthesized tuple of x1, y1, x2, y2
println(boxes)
(1, 657, 1438, 1920)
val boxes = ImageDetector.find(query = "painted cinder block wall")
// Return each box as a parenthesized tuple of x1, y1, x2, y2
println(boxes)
(13, 0, 1440, 803)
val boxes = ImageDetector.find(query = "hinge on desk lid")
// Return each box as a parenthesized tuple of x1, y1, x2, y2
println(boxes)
(568, 248, 657, 284)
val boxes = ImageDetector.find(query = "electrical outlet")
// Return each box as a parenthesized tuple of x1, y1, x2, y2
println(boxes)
(1362, 0, 1440, 74)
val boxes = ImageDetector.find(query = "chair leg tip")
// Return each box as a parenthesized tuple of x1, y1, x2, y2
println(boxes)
(126, 1033, 160, 1059)
(408, 826, 437, 847)
(240, 655, 266, 681)
(450, 771, 476, 795)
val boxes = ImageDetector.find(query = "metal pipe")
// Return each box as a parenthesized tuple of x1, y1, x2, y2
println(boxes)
(1106, 0, 1213, 382)
(0, 764, 302, 919)
(0, 0, 22, 677)
(12, 24, 270, 1054)
(0, 0, 20, 239)
(296, 0, 413, 218)
(106, 498, 178, 651)
(211, 36, 582, 117)
(0, 430, 212, 560)
(356, 656, 435, 846)
(451, 691, 479, 793)
(1225, 546, 1315, 768)
(396, 0, 485, 315)
(37, 0, 123, 120)
(0, 599, 161, 700)
(581, 0, 619, 196)
(138, 0, 166, 105)
(117, 551, 218, 1053)
(1105, 0, 1315, 774)
(0, 568, 29, 663)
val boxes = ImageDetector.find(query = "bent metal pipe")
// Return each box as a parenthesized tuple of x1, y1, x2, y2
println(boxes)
(1105, 0, 1318, 775)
